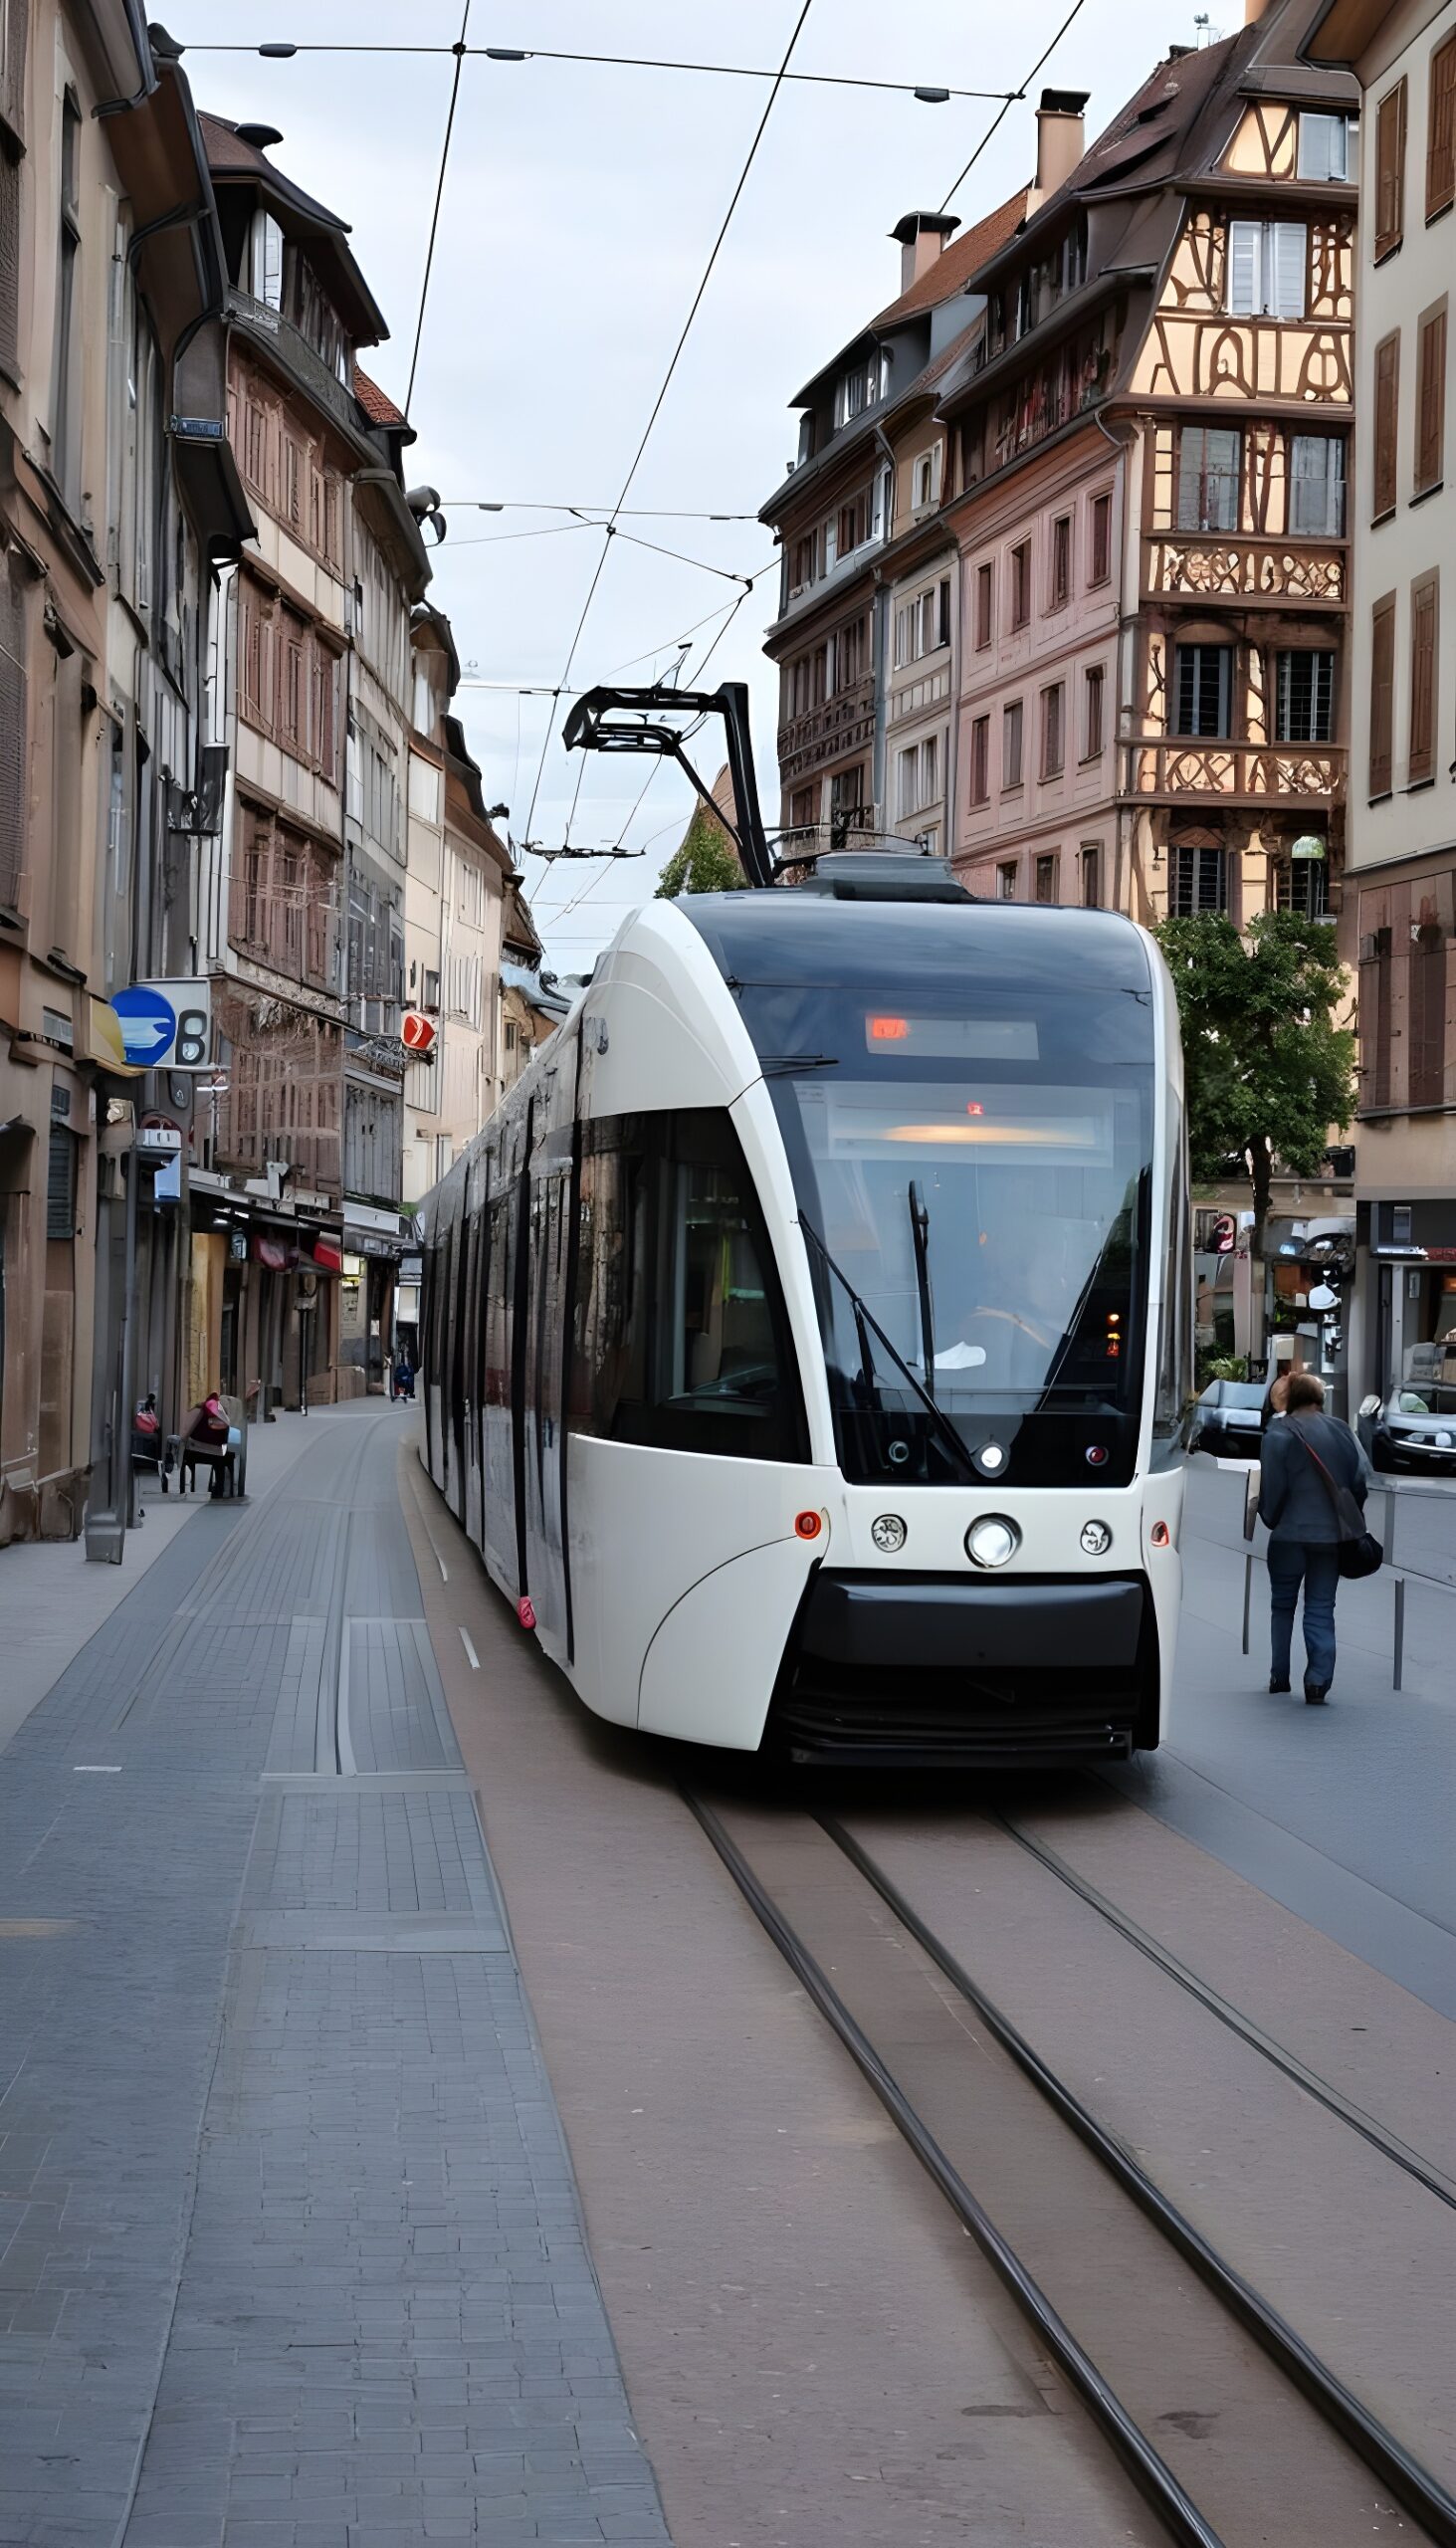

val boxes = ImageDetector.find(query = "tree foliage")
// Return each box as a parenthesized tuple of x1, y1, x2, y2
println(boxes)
(654, 803, 745, 899)
(1154, 910, 1355, 1254)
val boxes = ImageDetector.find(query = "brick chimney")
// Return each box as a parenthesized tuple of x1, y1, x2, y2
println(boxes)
(890, 211, 960, 296)
(1027, 88, 1090, 213)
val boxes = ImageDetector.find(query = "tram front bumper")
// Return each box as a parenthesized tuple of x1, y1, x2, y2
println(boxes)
(769, 1569, 1157, 1766)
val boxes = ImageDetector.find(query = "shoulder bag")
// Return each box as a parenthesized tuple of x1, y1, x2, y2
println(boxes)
(1297, 1432, 1383, 1580)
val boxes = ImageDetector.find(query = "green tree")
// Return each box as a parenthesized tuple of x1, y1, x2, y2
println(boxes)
(1155, 911, 1355, 1308)
(655, 803, 745, 898)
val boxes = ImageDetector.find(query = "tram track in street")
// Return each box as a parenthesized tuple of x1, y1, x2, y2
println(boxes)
(991, 1797, 1456, 2209)
(684, 1784, 1456, 2548)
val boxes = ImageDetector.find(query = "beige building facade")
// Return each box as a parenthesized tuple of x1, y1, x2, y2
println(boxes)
(1306, 0, 1456, 1394)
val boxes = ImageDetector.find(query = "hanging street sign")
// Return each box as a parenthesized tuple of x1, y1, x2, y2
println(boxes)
(400, 1012, 438, 1055)
(107, 979, 212, 1070)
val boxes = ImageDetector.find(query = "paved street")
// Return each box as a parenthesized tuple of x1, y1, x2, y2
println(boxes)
(2, 1412, 1454, 2546)
(0, 1406, 667, 2548)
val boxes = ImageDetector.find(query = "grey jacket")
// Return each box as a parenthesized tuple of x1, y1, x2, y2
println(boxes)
(1258, 1410, 1368, 1543)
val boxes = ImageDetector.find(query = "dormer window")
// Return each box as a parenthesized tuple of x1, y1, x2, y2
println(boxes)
(834, 352, 881, 429)
(250, 210, 284, 311)
(1297, 112, 1352, 181)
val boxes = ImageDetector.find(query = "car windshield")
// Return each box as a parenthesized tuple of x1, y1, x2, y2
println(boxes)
(1390, 1344, 1456, 1418)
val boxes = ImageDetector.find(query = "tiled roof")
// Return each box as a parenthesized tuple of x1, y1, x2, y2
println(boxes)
(198, 112, 349, 231)
(872, 186, 1031, 327)
(354, 367, 410, 429)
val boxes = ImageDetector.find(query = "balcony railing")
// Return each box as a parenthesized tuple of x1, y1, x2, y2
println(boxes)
(1144, 533, 1346, 606)
(227, 288, 361, 443)
(1124, 740, 1347, 805)
(777, 677, 875, 773)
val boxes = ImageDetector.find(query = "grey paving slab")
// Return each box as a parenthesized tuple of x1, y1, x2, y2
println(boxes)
(0, 1410, 669, 2548)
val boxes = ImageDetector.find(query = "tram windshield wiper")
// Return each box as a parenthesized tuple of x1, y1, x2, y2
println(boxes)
(758, 1054, 840, 1076)
(908, 1180, 936, 1403)
(798, 1213, 979, 1485)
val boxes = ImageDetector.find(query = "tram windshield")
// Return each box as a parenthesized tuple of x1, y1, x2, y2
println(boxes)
(702, 904, 1157, 1486)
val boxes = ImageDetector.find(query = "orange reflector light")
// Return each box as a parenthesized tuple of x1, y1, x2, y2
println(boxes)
(1150, 1521, 1171, 1548)
(869, 1014, 910, 1041)
(794, 1510, 823, 1540)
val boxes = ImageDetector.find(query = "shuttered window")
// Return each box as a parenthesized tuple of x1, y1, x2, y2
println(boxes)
(46, 1124, 77, 1240)
(1408, 571, 1438, 786)
(0, 0, 25, 384)
(974, 561, 992, 648)
(1227, 220, 1307, 318)
(1409, 923, 1448, 1107)
(1041, 683, 1065, 777)
(1368, 592, 1396, 797)
(0, 544, 24, 915)
(1374, 80, 1407, 261)
(1415, 302, 1447, 496)
(1427, 32, 1456, 223)
(1002, 700, 1024, 788)
(967, 715, 989, 806)
(0, 137, 19, 385)
(1373, 331, 1400, 521)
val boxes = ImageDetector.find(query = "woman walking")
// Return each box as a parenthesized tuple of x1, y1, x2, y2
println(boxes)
(1257, 1371, 1368, 1704)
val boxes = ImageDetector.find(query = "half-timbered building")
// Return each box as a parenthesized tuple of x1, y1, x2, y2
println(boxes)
(938, 0, 1357, 925)
(759, 189, 1029, 860)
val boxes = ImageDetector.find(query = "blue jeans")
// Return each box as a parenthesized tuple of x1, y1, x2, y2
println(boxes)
(1268, 1539, 1341, 1688)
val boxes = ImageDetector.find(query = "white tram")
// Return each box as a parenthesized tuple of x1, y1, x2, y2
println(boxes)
(419, 869, 1191, 1763)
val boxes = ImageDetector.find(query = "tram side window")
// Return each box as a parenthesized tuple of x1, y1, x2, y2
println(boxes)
(574, 1112, 805, 1461)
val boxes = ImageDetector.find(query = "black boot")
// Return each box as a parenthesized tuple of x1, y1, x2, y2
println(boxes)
(1304, 1673, 1329, 1705)
(1269, 1674, 1291, 1693)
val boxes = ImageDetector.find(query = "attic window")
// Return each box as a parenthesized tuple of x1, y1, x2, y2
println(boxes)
(1137, 96, 1173, 123)
(250, 210, 284, 312)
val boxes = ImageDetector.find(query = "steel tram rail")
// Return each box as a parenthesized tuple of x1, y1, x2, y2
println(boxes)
(992, 1798, 1456, 2211)
(685, 1787, 1456, 2548)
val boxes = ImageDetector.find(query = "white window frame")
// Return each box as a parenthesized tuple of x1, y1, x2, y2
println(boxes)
(1297, 111, 1352, 181)
(251, 210, 285, 312)
(1227, 219, 1307, 319)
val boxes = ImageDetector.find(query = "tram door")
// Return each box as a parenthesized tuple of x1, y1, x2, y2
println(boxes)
(522, 1159, 572, 1661)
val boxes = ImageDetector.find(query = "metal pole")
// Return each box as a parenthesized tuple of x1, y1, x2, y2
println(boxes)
(1241, 1551, 1253, 1655)
(1393, 1576, 1405, 1693)
(115, 1136, 140, 1546)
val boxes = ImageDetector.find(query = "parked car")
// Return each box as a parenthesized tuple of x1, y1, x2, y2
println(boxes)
(1187, 1378, 1266, 1458)
(1357, 1376, 1456, 1476)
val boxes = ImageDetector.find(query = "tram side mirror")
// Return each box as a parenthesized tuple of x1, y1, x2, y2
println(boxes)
(1358, 1394, 1381, 1419)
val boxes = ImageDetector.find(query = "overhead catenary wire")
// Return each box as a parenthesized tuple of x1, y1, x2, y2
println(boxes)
(937, 0, 1092, 211)
(405, 0, 473, 412)
(520, 0, 815, 849)
(184, 37, 1017, 106)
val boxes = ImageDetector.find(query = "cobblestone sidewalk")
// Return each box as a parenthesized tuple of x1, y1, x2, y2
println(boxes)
(0, 1407, 670, 2548)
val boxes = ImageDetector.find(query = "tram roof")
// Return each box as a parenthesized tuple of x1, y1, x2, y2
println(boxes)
(677, 889, 1151, 997)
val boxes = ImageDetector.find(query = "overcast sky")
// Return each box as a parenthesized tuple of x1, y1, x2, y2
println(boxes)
(171, 0, 1210, 967)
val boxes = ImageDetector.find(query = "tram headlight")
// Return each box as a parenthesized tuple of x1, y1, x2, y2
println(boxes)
(871, 1514, 907, 1553)
(974, 1440, 1005, 1475)
(965, 1515, 1019, 1570)
(1080, 1520, 1113, 1556)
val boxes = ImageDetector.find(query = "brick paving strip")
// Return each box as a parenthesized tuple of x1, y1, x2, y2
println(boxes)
(0, 1409, 671, 2548)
